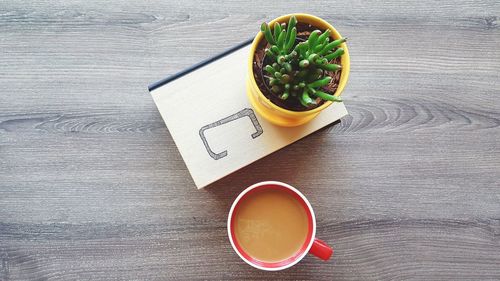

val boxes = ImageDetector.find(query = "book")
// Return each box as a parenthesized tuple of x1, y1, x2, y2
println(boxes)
(149, 40, 348, 189)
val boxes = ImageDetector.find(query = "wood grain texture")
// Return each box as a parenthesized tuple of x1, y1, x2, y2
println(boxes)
(1, 0, 499, 280)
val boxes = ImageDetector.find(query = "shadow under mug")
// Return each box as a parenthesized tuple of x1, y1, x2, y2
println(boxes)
(227, 181, 333, 271)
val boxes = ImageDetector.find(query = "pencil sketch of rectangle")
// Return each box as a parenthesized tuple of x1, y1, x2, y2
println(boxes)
(149, 43, 348, 189)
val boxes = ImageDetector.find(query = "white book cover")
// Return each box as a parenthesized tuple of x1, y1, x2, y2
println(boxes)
(149, 40, 348, 189)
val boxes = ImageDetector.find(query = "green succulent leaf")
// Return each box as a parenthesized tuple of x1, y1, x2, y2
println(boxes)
(300, 89, 316, 107)
(265, 48, 275, 58)
(307, 53, 319, 62)
(319, 63, 342, 72)
(316, 57, 328, 65)
(270, 46, 280, 56)
(284, 27, 297, 53)
(308, 77, 332, 88)
(309, 88, 342, 102)
(313, 43, 325, 53)
(281, 74, 291, 83)
(261, 23, 276, 45)
(264, 65, 275, 74)
(307, 30, 321, 52)
(273, 22, 282, 41)
(299, 59, 310, 68)
(317, 29, 331, 46)
(325, 48, 344, 60)
(296, 42, 308, 58)
(277, 55, 286, 64)
(286, 16, 297, 41)
(319, 38, 346, 55)
(280, 92, 289, 100)
(277, 29, 286, 50)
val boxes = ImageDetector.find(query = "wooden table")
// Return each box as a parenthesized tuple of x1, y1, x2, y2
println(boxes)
(1, 1, 499, 280)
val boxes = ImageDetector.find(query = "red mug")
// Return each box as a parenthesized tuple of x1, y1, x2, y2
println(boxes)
(227, 181, 333, 271)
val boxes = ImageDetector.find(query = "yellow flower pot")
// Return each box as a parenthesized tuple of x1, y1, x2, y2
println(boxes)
(246, 13, 350, 127)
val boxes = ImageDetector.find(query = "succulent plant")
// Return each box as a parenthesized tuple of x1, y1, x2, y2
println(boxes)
(260, 15, 346, 108)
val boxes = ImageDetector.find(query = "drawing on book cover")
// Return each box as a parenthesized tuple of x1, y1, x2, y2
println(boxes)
(199, 108, 263, 160)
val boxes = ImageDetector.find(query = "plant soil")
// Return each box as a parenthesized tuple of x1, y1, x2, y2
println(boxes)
(253, 22, 342, 111)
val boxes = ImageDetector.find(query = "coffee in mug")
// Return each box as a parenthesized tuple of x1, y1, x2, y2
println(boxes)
(228, 181, 333, 271)
(233, 187, 309, 262)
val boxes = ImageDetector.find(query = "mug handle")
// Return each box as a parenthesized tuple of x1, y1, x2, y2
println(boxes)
(309, 238, 333, 260)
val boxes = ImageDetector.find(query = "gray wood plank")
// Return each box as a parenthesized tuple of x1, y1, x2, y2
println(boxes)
(1, 0, 499, 280)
